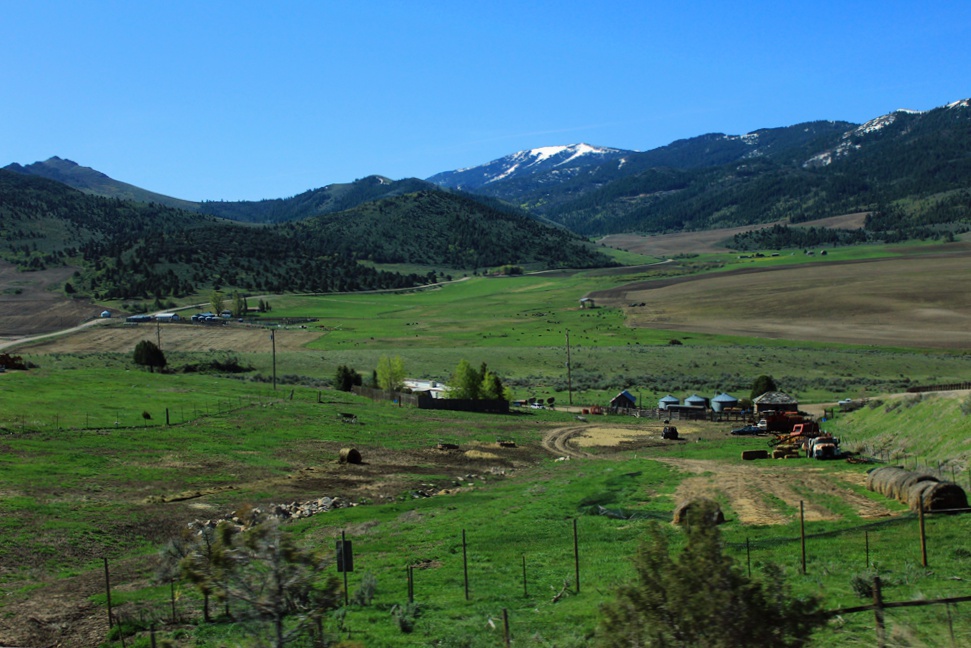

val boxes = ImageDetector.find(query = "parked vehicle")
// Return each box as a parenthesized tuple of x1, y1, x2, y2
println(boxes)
(731, 424, 762, 435)
(807, 435, 841, 459)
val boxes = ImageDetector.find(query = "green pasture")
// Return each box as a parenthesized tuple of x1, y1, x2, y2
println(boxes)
(2, 363, 971, 646)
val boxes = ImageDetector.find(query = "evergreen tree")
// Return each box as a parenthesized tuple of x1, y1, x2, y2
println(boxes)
(598, 501, 826, 647)
(751, 374, 778, 400)
(133, 339, 166, 373)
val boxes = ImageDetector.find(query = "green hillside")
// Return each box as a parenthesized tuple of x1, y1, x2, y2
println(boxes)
(0, 170, 613, 302)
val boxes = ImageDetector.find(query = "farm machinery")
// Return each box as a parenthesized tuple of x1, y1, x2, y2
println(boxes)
(766, 418, 840, 459)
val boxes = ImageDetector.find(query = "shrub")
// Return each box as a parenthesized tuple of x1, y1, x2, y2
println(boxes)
(598, 501, 826, 647)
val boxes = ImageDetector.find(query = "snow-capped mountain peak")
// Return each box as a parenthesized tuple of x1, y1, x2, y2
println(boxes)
(430, 143, 632, 191)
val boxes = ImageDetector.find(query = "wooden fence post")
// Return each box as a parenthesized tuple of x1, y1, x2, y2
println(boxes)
(103, 557, 113, 629)
(462, 529, 469, 601)
(873, 576, 885, 648)
(919, 493, 928, 567)
(800, 501, 807, 574)
(573, 518, 580, 594)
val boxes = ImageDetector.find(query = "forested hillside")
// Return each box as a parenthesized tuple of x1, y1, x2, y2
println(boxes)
(0, 171, 612, 302)
(291, 190, 612, 270)
(429, 103, 971, 238)
(197, 176, 437, 223)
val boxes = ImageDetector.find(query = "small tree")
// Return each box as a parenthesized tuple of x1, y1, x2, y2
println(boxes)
(210, 290, 225, 315)
(133, 340, 166, 373)
(751, 374, 778, 400)
(376, 355, 405, 392)
(335, 364, 363, 391)
(231, 290, 247, 318)
(211, 520, 342, 647)
(598, 502, 825, 647)
(449, 359, 482, 400)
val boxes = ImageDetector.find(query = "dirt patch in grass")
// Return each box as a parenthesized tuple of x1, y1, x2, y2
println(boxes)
(541, 424, 896, 526)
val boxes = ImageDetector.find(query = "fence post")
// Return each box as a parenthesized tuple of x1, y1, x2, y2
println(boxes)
(873, 576, 886, 648)
(522, 554, 528, 597)
(573, 518, 581, 594)
(462, 529, 469, 601)
(800, 501, 807, 574)
(103, 557, 114, 629)
(919, 494, 928, 567)
(865, 531, 870, 568)
(746, 537, 751, 577)
(503, 608, 511, 648)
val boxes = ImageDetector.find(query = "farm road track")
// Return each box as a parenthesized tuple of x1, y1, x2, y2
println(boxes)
(540, 424, 896, 525)
(542, 426, 596, 459)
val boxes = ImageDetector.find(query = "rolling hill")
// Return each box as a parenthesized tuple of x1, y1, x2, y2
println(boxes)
(0, 170, 613, 303)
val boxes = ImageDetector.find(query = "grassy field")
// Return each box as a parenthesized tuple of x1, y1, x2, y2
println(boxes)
(3, 239, 971, 646)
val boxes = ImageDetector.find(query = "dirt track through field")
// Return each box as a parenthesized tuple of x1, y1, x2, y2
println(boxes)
(541, 425, 895, 525)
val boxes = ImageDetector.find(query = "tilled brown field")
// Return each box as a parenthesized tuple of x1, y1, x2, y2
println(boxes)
(10, 321, 323, 353)
(588, 246, 971, 349)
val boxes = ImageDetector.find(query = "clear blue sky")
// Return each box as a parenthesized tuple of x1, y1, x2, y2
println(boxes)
(3, 1, 969, 201)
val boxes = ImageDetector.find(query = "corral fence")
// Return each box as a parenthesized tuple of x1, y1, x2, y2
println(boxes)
(907, 381, 971, 393)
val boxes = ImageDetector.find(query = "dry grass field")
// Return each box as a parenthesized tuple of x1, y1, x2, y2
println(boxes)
(12, 321, 323, 354)
(0, 261, 102, 340)
(589, 245, 971, 349)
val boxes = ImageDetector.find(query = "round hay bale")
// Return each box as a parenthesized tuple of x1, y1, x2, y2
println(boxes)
(908, 481, 968, 512)
(339, 448, 362, 465)
(895, 473, 939, 503)
(673, 498, 725, 526)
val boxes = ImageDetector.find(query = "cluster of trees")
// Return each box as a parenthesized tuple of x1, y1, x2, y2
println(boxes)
(448, 360, 510, 401)
(731, 223, 869, 251)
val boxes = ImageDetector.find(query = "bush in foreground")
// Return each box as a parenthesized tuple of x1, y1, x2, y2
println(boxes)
(598, 501, 826, 647)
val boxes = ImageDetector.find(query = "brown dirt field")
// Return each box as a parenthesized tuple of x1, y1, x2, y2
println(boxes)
(588, 247, 971, 349)
(11, 321, 323, 353)
(601, 213, 869, 257)
(541, 423, 896, 526)
(0, 261, 106, 340)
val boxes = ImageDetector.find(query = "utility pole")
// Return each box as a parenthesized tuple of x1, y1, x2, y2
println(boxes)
(565, 329, 573, 406)
(156, 318, 161, 350)
(270, 329, 277, 391)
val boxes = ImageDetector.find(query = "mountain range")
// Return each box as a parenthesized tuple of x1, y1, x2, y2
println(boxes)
(3, 98, 970, 301)
(8, 98, 971, 239)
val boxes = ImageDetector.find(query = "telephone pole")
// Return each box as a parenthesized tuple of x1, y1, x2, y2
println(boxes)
(566, 329, 573, 406)
(270, 329, 277, 391)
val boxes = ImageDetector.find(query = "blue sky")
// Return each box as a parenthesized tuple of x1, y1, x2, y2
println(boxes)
(3, 1, 969, 201)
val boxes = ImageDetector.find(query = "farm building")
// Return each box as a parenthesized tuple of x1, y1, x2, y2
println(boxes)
(684, 393, 709, 409)
(753, 391, 799, 414)
(100, 310, 111, 318)
(710, 392, 739, 412)
(403, 379, 449, 399)
(609, 390, 637, 412)
(155, 313, 181, 322)
(658, 394, 680, 410)
(579, 297, 595, 309)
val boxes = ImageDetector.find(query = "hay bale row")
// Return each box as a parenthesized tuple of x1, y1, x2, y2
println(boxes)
(907, 481, 968, 512)
(866, 465, 968, 512)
